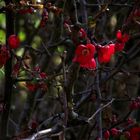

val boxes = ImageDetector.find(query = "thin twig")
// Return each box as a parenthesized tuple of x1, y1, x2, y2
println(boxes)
(88, 98, 115, 124)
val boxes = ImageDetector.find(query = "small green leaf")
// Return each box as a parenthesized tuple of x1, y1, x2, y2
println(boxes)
(18, 31, 26, 41)
(0, 30, 6, 44)
(57, 45, 65, 53)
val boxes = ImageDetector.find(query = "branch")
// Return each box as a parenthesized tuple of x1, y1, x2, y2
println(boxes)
(23, 125, 64, 140)
(85, 3, 133, 8)
(88, 98, 115, 124)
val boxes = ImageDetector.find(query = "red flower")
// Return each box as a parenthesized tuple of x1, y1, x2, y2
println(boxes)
(97, 44, 115, 64)
(104, 130, 110, 139)
(115, 30, 129, 52)
(39, 72, 47, 79)
(127, 118, 134, 125)
(26, 83, 38, 92)
(80, 58, 96, 69)
(129, 127, 140, 140)
(8, 35, 20, 49)
(134, 9, 140, 17)
(110, 128, 119, 136)
(78, 28, 87, 39)
(73, 44, 96, 69)
(130, 101, 139, 110)
(34, 66, 41, 72)
(115, 42, 125, 52)
(0, 45, 10, 68)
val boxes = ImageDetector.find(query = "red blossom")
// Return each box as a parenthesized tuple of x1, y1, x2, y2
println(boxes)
(78, 28, 87, 39)
(127, 118, 135, 125)
(129, 127, 140, 140)
(73, 44, 96, 69)
(130, 100, 139, 110)
(116, 30, 129, 43)
(8, 35, 20, 49)
(0, 45, 10, 68)
(116, 30, 122, 40)
(110, 128, 119, 136)
(34, 66, 41, 72)
(39, 72, 47, 79)
(26, 83, 38, 92)
(80, 58, 96, 69)
(97, 44, 115, 64)
(115, 30, 129, 52)
(134, 9, 140, 17)
(115, 42, 125, 52)
(104, 130, 110, 140)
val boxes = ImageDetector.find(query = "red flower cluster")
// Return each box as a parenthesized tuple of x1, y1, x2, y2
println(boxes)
(129, 127, 140, 140)
(26, 66, 48, 92)
(97, 44, 115, 64)
(8, 35, 20, 49)
(103, 128, 120, 140)
(0, 45, 10, 68)
(115, 30, 129, 52)
(73, 44, 96, 69)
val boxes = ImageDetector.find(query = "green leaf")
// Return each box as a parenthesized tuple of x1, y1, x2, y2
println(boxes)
(18, 31, 26, 41)
(0, 29, 6, 44)
(0, 14, 6, 28)
(57, 45, 65, 53)
(34, 19, 40, 28)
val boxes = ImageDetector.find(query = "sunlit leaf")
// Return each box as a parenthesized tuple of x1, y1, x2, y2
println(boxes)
(0, 30, 6, 44)
(0, 14, 6, 28)
(57, 45, 65, 53)
(18, 31, 26, 41)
